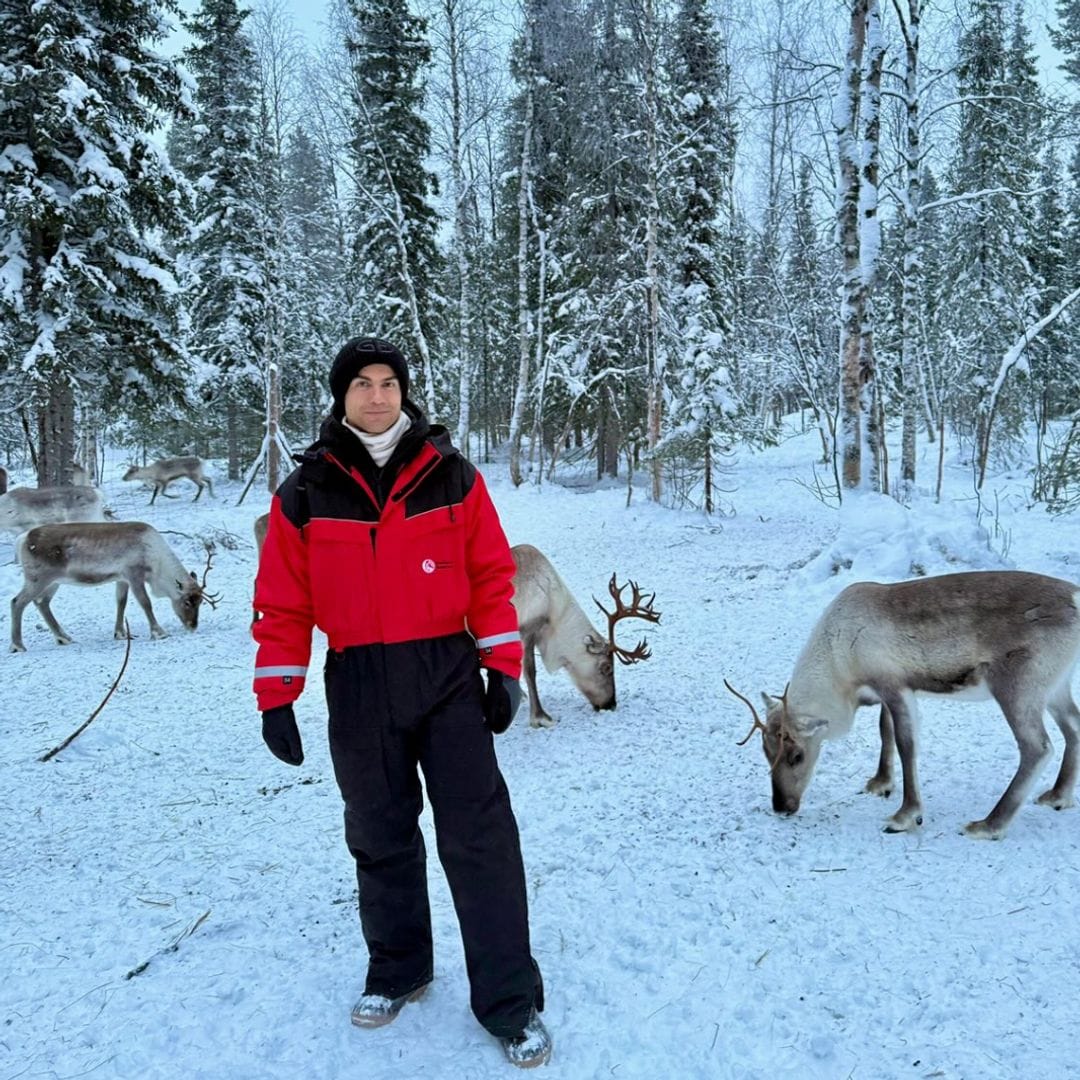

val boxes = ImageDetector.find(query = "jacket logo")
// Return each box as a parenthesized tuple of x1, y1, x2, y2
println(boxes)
(422, 558, 437, 574)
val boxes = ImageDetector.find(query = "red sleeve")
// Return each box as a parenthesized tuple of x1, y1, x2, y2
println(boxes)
(464, 472, 523, 679)
(252, 495, 315, 710)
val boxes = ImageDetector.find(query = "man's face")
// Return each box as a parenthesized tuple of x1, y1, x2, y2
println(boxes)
(343, 363, 403, 434)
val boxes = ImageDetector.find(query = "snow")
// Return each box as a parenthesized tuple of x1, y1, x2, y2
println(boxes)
(3, 428, 1079, 1079)
(111, 250, 180, 293)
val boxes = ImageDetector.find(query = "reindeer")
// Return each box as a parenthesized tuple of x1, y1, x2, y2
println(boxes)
(10, 521, 220, 651)
(728, 570, 1080, 840)
(0, 466, 7, 496)
(122, 456, 214, 504)
(0, 486, 106, 532)
(254, 511, 270, 556)
(510, 544, 661, 727)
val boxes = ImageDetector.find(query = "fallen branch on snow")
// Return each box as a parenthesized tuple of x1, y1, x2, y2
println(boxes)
(40, 622, 132, 763)
(124, 910, 212, 981)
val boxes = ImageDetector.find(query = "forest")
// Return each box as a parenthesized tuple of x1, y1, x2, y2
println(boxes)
(1, 0, 1078, 509)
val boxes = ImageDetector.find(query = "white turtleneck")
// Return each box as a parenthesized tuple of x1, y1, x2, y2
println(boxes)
(344, 411, 412, 467)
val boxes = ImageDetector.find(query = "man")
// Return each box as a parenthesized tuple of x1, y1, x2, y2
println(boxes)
(252, 337, 551, 1069)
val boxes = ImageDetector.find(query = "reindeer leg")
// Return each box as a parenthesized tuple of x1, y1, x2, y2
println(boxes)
(192, 479, 203, 502)
(114, 581, 130, 640)
(522, 637, 555, 728)
(865, 704, 895, 797)
(883, 692, 923, 833)
(10, 586, 37, 652)
(130, 577, 168, 639)
(1035, 683, 1079, 811)
(35, 585, 74, 646)
(965, 676, 1052, 839)
(149, 482, 159, 506)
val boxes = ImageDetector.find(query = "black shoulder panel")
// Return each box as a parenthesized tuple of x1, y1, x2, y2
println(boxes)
(275, 467, 307, 529)
(278, 452, 380, 527)
(403, 456, 476, 518)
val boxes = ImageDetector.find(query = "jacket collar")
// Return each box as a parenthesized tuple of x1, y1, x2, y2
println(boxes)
(297, 401, 460, 505)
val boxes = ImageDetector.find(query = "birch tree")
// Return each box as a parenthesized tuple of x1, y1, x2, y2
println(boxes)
(835, 0, 874, 491)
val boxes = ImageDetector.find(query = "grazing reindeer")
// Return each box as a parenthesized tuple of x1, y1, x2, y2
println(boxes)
(254, 511, 269, 556)
(122, 456, 213, 504)
(10, 521, 220, 651)
(0, 486, 106, 532)
(728, 570, 1080, 840)
(0, 465, 7, 495)
(510, 544, 661, 727)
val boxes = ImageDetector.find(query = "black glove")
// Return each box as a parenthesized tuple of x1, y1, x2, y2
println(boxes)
(262, 704, 304, 765)
(483, 670, 522, 734)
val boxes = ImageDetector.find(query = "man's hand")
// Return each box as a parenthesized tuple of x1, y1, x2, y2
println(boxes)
(262, 704, 304, 765)
(483, 670, 522, 734)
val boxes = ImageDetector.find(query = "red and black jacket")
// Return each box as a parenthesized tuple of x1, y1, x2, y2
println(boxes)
(252, 408, 523, 712)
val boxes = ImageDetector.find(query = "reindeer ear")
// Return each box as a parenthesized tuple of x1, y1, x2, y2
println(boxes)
(795, 716, 829, 738)
(762, 692, 783, 710)
(583, 633, 606, 655)
(189, 570, 197, 580)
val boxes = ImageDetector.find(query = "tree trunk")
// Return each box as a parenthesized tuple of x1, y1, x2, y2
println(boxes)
(642, 0, 663, 503)
(896, 0, 921, 499)
(37, 381, 76, 486)
(837, 0, 869, 491)
(267, 356, 282, 494)
(858, 0, 883, 491)
(704, 423, 713, 514)
(227, 396, 240, 480)
(508, 16, 535, 486)
(446, 0, 474, 459)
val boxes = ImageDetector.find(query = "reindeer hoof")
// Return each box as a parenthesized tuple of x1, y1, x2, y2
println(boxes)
(530, 715, 557, 729)
(883, 812, 922, 833)
(1035, 790, 1074, 810)
(10, 644, 25, 653)
(963, 819, 1004, 840)
(865, 778, 893, 798)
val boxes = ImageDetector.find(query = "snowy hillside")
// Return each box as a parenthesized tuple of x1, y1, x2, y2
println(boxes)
(3, 430, 1079, 1080)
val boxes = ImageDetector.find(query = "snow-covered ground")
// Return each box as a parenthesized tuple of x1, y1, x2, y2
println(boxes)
(3, 428, 1079, 1080)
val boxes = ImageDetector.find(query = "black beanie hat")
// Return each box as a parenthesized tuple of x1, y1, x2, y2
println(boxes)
(329, 337, 410, 419)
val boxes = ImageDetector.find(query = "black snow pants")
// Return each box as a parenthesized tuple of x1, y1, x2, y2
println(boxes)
(324, 631, 543, 1038)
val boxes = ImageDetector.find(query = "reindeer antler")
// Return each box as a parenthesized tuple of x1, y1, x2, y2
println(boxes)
(727, 680, 796, 772)
(725, 679, 768, 745)
(594, 573, 662, 665)
(199, 543, 222, 609)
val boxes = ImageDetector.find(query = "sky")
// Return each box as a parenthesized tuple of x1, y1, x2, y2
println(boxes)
(160, 0, 1075, 99)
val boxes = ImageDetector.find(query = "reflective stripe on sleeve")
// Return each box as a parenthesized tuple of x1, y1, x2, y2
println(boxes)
(474, 631, 521, 649)
(254, 665, 309, 678)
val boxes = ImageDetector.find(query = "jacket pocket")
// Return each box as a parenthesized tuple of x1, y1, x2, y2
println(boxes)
(306, 520, 374, 639)
(404, 512, 469, 623)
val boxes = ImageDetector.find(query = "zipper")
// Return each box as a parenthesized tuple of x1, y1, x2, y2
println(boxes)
(391, 453, 442, 503)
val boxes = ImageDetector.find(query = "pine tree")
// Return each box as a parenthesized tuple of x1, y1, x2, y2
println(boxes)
(174, 0, 267, 478)
(345, 0, 442, 407)
(0, 0, 193, 484)
(661, 0, 739, 510)
(938, 0, 1042, 482)
(281, 127, 347, 440)
(1050, 0, 1080, 85)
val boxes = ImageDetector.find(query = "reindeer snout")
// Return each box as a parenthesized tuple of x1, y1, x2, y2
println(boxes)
(772, 790, 800, 815)
(594, 695, 616, 712)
